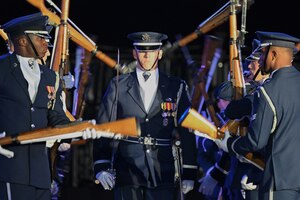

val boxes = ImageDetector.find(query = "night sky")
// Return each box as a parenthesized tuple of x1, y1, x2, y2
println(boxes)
(1, 0, 299, 52)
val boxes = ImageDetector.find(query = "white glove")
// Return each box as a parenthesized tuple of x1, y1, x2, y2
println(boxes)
(82, 128, 100, 140)
(198, 173, 218, 196)
(241, 175, 257, 190)
(62, 72, 75, 89)
(182, 180, 194, 194)
(214, 130, 231, 152)
(57, 143, 71, 152)
(0, 132, 14, 158)
(51, 180, 59, 195)
(194, 130, 215, 141)
(96, 171, 116, 190)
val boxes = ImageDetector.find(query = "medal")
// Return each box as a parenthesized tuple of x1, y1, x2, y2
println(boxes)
(161, 98, 178, 126)
(46, 86, 56, 109)
(163, 118, 168, 126)
(162, 112, 168, 117)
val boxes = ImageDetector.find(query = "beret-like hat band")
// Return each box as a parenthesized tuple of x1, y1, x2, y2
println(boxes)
(263, 40, 295, 49)
(245, 54, 260, 61)
(133, 42, 162, 46)
(24, 30, 51, 39)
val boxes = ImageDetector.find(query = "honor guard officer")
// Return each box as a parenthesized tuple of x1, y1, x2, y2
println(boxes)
(0, 13, 98, 200)
(93, 32, 198, 200)
(215, 31, 300, 200)
(0, 13, 71, 200)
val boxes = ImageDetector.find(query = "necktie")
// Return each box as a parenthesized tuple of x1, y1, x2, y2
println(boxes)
(143, 71, 151, 81)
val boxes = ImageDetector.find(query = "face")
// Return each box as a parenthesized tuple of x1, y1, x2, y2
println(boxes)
(133, 49, 162, 71)
(217, 99, 230, 111)
(247, 60, 260, 79)
(26, 34, 49, 58)
(258, 46, 275, 75)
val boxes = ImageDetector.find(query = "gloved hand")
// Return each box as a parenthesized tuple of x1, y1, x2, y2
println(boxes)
(81, 119, 100, 140)
(82, 128, 100, 140)
(62, 72, 75, 89)
(58, 143, 71, 152)
(194, 130, 215, 141)
(0, 132, 14, 158)
(51, 180, 59, 195)
(241, 175, 257, 190)
(96, 170, 116, 190)
(214, 130, 231, 152)
(198, 173, 218, 196)
(182, 180, 194, 194)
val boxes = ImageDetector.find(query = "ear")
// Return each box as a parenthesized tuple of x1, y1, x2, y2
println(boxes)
(271, 50, 277, 61)
(17, 36, 28, 47)
(132, 49, 137, 59)
(158, 50, 163, 59)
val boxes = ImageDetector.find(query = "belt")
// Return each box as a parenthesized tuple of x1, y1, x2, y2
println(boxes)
(123, 136, 172, 146)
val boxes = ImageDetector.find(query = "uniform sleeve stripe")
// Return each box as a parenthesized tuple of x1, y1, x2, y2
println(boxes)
(94, 159, 111, 166)
(260, 87, 277, 134)
(183, 164, 198, 169)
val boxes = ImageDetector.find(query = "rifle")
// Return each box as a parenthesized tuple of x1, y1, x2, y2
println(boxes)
(0, 28, 9, 47)
(179, 0, 265, 171)
(224, 0, 248, 136)
(72, 45, 94, 119)
(26, 0, 129, 73)
(0, 117, 140, 146)
(49, 0, 74, 118)
(124, 0, 254, 72)
(178, 107, 264, 170)
(190, 35, 223, 128)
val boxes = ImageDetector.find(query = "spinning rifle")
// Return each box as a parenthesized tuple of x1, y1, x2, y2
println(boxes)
(178, 107, 264, 170)
(179, 0, 265, 170)
(0, 117, 141, 146)
(72, 45, 94, 119)
(190, 35, 223, 128)
(0, 28, 9, 49)
(26, 0, 131, 74)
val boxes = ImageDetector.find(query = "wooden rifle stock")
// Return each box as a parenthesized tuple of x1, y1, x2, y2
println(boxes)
(0, 28, 8, 44)
(164, 0, 254, 52)
(49, 0, 75, 122)
(226, 0, 248, 136)
(73, 46, 93, 119)
(191, 36, 222, 105)
(216, 0, 265, 170)
(26, 0, 118, 69)
(179, 107, 265, 170)
(159, 1, 231, 55)
(190, 35, 222, 128)
(0, 117, 140, 146)
(199, 83, 222, 128)
(51, 0, 68, 79)
(177, 1, 231, 48)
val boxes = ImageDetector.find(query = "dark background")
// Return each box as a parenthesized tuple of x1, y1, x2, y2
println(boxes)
(1, 0, 299, 199)
(1, 0, 299, 51)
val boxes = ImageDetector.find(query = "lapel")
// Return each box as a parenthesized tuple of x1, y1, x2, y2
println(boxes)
(126, 71, 170, 116)
(34, 66, 48, 105)
(148, 72, 169, 118)
(127, 72, 147, 113)
(9, 54, 31, 100)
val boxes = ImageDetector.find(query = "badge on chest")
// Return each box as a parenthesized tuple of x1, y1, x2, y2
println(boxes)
(161, 98, 177, 126)
(46, 86, 56, 109)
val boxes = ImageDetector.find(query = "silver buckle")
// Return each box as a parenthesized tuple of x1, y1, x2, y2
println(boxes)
(144, 136, 155, 145)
